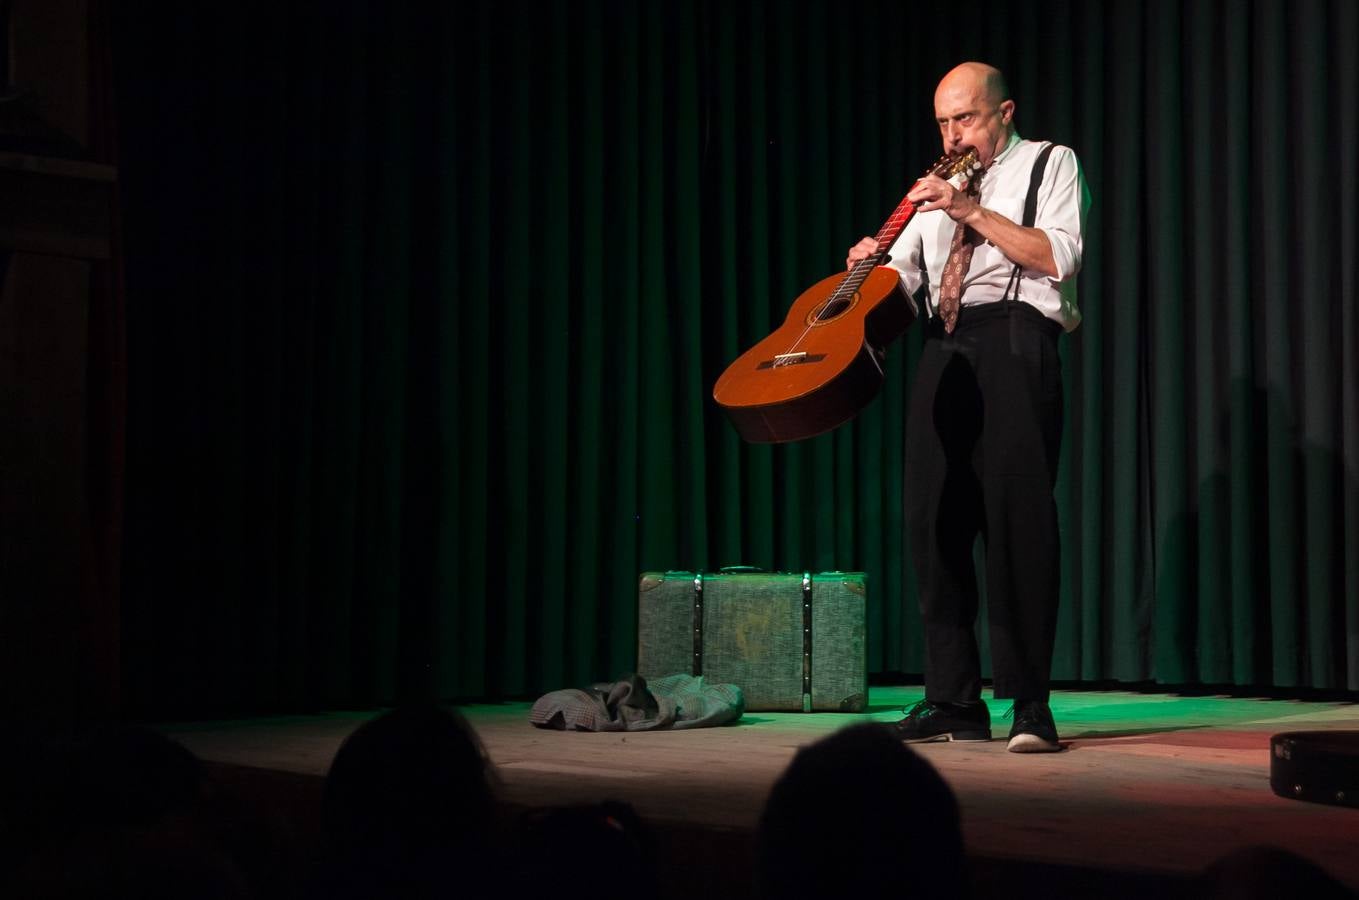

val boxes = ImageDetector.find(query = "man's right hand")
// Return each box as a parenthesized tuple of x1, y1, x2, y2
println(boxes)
(846, 236, 879, 270)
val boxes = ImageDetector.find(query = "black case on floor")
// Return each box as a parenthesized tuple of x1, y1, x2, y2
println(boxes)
(1270, 731, 1359, 808)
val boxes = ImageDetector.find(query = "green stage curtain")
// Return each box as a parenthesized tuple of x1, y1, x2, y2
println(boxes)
(113, 0, 1359, 718)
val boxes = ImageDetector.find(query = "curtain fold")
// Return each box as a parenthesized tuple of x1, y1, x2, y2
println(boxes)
(114, 0, 1359, 717)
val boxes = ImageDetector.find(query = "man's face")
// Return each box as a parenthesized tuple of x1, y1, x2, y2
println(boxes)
(933, 80, 1014, 167)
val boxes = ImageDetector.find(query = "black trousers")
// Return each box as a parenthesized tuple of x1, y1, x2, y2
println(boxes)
(904, 301, 1064, 702)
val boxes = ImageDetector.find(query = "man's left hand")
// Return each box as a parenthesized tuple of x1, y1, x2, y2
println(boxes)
(908, 174, 979, 222)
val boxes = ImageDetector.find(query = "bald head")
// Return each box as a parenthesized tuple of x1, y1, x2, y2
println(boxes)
(936, 62, 1010, 108)
(932, 62, 1016, 166)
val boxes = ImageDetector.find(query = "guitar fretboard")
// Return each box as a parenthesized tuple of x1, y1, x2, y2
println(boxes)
(818, 191, 922, 320)
(873, 193, 924, 254)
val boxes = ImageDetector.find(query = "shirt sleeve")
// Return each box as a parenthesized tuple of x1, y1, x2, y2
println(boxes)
(883, 212, 929, 316)
(1034, 145, 1090, 282)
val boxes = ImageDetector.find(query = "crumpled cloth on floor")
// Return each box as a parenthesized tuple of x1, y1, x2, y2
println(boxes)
(529, 672, 744, 732)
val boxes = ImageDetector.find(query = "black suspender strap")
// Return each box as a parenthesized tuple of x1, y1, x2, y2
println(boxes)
(1022, 142, 1057, 228)
(1002, 141, 1058, 303)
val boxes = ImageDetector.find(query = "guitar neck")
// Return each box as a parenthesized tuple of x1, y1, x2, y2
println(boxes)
(838, 151, 979, 296)
(869, 150, 980, 257)
(871, 190, 925, 257)
(836, 188, 924, 297)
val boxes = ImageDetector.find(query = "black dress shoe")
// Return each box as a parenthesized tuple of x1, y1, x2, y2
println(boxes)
(1005, 700, 1061, 753)
(893, 699, 992, 743)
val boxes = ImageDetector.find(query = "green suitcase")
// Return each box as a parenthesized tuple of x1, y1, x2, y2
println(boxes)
(637, 570, 868, 712)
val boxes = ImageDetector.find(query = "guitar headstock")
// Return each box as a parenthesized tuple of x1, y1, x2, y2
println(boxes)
(925, 148, 981, 183)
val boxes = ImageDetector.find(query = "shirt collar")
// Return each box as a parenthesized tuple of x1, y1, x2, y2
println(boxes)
(988, 132, 1024, 170)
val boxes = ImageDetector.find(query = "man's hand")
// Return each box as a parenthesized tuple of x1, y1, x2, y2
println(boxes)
(907, 174, 980, 222)
(908, 173, 1059, 278)
(845, 236, 880, 270)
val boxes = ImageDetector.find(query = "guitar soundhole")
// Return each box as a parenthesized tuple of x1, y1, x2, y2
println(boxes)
(808, 290, 859, 325)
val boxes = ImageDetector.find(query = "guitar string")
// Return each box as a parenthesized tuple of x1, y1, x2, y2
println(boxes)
(777, 193, 923, 358)
(774, 203, 916, 363)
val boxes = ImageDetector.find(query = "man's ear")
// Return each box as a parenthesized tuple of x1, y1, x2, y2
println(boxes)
(1000, 99, 1015, 124)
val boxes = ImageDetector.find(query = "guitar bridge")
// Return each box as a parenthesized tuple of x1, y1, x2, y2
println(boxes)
(758, 352, 826, 370)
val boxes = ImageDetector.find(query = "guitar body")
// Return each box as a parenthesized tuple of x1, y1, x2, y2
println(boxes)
(712, 265, 914, 443)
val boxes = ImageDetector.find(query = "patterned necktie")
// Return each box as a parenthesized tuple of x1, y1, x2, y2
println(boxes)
(936, 171, 984, 334)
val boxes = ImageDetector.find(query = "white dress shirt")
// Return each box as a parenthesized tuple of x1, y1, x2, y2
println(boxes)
(884, 133, 1091, 332)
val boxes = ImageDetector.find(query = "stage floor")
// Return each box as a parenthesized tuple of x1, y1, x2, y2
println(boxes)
(166, 686, 1359, 893)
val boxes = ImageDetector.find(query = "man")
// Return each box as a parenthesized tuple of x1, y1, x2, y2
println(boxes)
(847, 62, 1089, 752)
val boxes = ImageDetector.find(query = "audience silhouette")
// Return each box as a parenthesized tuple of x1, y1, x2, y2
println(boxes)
(2, 725, 273, 899)
(756, 722, 968, 899)
(312, 704, 495, 899)
(504, 800, 655, 899)
(1199, 845, 1353, 899)
(5, 712, 1355, 899)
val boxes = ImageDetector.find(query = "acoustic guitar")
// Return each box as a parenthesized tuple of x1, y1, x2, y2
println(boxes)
(713, 150, 981, 443)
